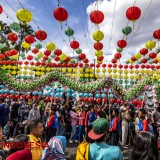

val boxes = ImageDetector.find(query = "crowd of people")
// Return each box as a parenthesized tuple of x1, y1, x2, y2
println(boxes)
(0, 95, 159, 160)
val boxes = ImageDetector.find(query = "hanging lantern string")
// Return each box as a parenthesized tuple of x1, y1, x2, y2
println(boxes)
(17, 0, 24, 8)
(82, 0, 94, 56)
(123, 0, 153, 56)
(77, 1, 93, 56)
(57, 0, 61, 7)
(108, 0, 117, 56)
(2, 9, 16, 22)
(40, 0, 72, 52)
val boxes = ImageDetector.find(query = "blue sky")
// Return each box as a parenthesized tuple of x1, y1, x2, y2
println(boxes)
(1, 0, 160, 63)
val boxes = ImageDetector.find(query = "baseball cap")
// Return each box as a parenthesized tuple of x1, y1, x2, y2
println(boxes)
(88, 118, 109, 140)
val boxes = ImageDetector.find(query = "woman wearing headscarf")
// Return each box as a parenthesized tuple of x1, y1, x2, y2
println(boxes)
(41, 136, 66, 160)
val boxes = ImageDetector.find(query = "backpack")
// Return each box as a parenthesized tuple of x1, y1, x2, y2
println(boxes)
(138, 120, 143, 131)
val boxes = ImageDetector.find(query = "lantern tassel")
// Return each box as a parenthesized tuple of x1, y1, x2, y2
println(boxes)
(132, 20, 135, 29)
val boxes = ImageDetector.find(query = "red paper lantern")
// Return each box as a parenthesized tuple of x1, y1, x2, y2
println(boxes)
(43, 56, 48, 61)
(111, 59, 117, 64)
(102, 64, 106, 68)
(35, 30, 47, 41)
(0, 5, 3, 14)
(54, 49, 62, 56)
(61, 63, 66, 67)
(41, 62, 45, 66)
(32, 96, 37, 100)
(94, 42, 103, 50)
(126, 6, 141, 22)
(27, 55, 33, 61)
(96, 98, 101, 104)
(8, 33, 18, 42)
(4, 51, 11, 57)
(153, 29, 160, 40)
(46, 96, 51, 101)
(12, 60, 17, 65)
(7, 60, 12, 65)
(131, 57, 137, 62)
(10, 94, 15, 99)
(10, 49, 18, 56)
(146, 65, 150, 69)
(156, 65, 160, 69)
(70, 40, 79, 50)
(15, 95, 20, 99)
(73, 63, 78, 67)
(90, 63, 94, 67)
(68, 63, 73, 67)
(141, 58, 147, 64)
(89, 98, 94, 103)
(25, 35, 35, 44)
(79, 63, 83, 67)
(124, 65, 128, 69)
(135, 64, 139, 69)
(54, 56, 60, 62)
(151, 65, 155, 69)
(114, 52, 122, 59)
(117, 40, 127, 48)
(149, 52, 157, 59)
(65, 57, 71, 62)
(32, 48, 39, 54)
(90, 10, 104, 24)
(3, 60, 7, 65)
(83, 59, 89, 63)
(30, 62, 34, 66)
(113, 64, 117, 68)
(53, 7, 68, 22)
(97, 56, 104, 61)
(108, 64, 112, 68)
(84, 98, 88, 102)
(110, 98, 115, 104)
(96, 64, 100, 68)
(139, 48, 148, 56)
(78, 53, 86, 60)
(52, 63, 57, 67)
(129, 65, 134, 69)
(118, 64, 123, 69)
(153, 58, 158, 64)
(44, 50, 51, 56)
(102, 98, 106, 103)
(116, 99, 121, 104)
(24, 61, 29, 65)
(46, 63, 51, 67)
(141, 64, 145, 69)
(36, 62, 41, 66)
(0, 54, 5, 59)
(57, 63, 61, 67)
(26, 95, 31, 99)
(132, 99, 137, 105)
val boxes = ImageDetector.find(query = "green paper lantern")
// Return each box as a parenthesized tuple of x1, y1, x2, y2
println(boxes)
(116, 48, 123, 52)
(35, 43, 42, 49)
(119, 80, 123, 84)
(122, 26, 132, 36)
(10, 22, 21, 32)
(65, 27, 74, 37)
(0, 43, 4, 50)
(157, 46, 160, 53)
(75, 48, 82, 54)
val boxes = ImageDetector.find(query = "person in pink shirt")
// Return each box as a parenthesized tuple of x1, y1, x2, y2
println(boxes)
(69, 107, 79, 143)
(78, 107, 87, 143)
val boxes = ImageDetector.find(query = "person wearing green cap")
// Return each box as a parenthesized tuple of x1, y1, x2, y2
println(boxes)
(88, 118, 124, 160)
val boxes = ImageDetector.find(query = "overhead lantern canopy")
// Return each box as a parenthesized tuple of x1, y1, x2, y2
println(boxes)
(126, 6, 141, 28)
(93, 30, 104, 41)
(35, 30, 47, 41)
(16, 8, 32, 25)
(90, 10, 104, 25)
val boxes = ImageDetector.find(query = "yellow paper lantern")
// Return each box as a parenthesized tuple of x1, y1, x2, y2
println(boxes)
(46, 67, 51, 72)
(85, 68, 89, 73)
(141, 70, 145, 74)
(90, 73, 94, 78)
(124, 70, 128, 74)
(156, 70, 160, 74)
(134, 53, 141, 60)
(149, 70, 154, 75)
(62, 68, 66, 72)
(90, 69, 94, 73)
(124, 75, 128, 79)
(60, 54, 67, 61)
(128, 59, 134, 64)
(41, 72, 45, 75)
(130, 75, 134, 80)
(157, 56, 160, 62)
(118, 70, 123, 74)
(23, 71, 28, 75)
(108, 69, 112, 73)
(97, 60, 103, 64)
(22, 42, 30, 49)
(36, 66, 40, 71)
(11, 71, 17, 75)
(80, 74, 83, 78)
(96, 69, 100, 73)
(156, 75, 160, 80)
(18, 66, 22, 70)
(118, 75, 123, 79)
(113, 69, 117, 73)
(113, 74, 117, 79)
(68, 68, 72, 73)
(85, 74, 89, 78)
(95, 50, 103, 57)
(12, 55, 19, 60)
(8, 65, 12, 70)
(96, 74, 100, 78)
(102, 74, 106, 78)
(135, 75, 140, 80)
(145, 40, 156, 50)
(23, 66, 28, 70)
(146, 70, 150, 75)
(129, 70, 134, 74)
(93, 30, 104, 41)
(12, 66, 17, 70)
(37, 52, 43, 59)
(17, 71, 22, 75)
(72, 74, 76, 78)
(46, 42, 56, 51)
(36, 71, 41, 76)
(135, 70, 139, 74)
(73, 69, 77, 73)
(102, 69, 106, 73)
(79, 68, 83, 73)
(16, 9, 32, 23)
(151, 75, 156, 80)
(41, 67, 45, 71)
(29, 66, 34, 70)
(29, 71, 34, 75)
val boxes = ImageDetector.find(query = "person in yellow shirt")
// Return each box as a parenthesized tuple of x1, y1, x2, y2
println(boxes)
(28, 119, 44, 160)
